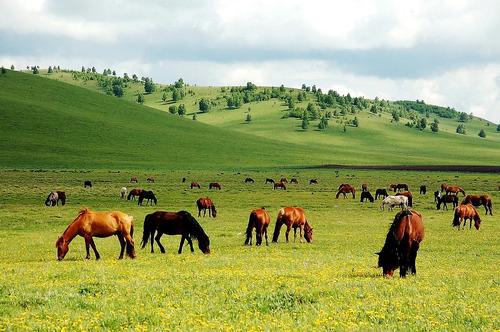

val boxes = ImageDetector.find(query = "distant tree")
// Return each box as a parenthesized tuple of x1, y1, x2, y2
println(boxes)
(287, 98, 295, 110)
(32, 66, 39, 74)
(418, 117, 427, 130)
(10, 65, 14, 71)
(168, 105, 178, 114)
(103, 69, 108, 76)
(430, 118, 439, 132)
(144, 78, 155, 93)
(279, 84, 285, 93)
(57, 65, 60, 71)
(370, 105, 377, 114)
(162, 92, 168, 102)
(86, 67, 91, 73)
(91, 66, 96, 73)
(106, 69, 112, 75)
(245, 113, 252, 123)
(1, 66, 6, 74)
(48, 66, 53, 73)
(81, 66, 85, 72)
(112, 84, 123, 97)
(458, 112, 469, 122)
(352, 116, 359, 127)
(112, 70, 116, 76)
(301, 116, 309, 130)
(123, 73, 130, 82)
(311, 85, 317, 93)
(301, 84, 306, 90)
(456, 124, 466, 135)
(178, 104, 186, 116)
(192, 113, 197, 120)
(174, 78, 184, 88)
(137, 93, 145, 104)
(497, 124, 500, 132)
(246, 82, 257, 90)
(199, 98, 210, 113)
(306, 102, 319, 120)
(391, 110, 400, 122)
(478, 129, 486, 138)
(318, 116, 328, 129)
(132, 74, 138, 82)
(343, 125, 347, 133)
(172, 88, 185, 101)
(305, 86, 311, 92)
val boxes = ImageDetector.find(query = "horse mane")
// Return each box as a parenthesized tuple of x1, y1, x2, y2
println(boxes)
(383, 209, 413, 249)
(178, 211, 209, 242)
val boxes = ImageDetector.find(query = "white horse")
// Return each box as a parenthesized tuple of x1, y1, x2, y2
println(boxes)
(380, 195, 408, 211)
(120, 187, 127, 199)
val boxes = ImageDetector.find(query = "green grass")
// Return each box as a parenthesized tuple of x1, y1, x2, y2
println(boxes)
(0, 169, 498, 330)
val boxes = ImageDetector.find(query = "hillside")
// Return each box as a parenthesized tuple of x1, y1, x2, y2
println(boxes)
(1, 69, 500, 169)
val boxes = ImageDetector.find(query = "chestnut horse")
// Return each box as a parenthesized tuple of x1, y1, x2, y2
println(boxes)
(452, 204, 481, 230)
(127, 188, 142, 201)
(462, 195, 492, 215)
(245, 208, 270, 246)
(141, 211, 210, 254)
(274, 182, 287, 190)
(147, 177, 155, 183)
(377, 209, 424, 278)
(446, 186, 466, 196)
(436, 194, 458, 210)
(272, 207, 313, 243)
(396, 191, 413, 207)
(280, 177, 288, 183)
(196, 197, 217, 218)
(130, 176, 138, 183)
(390, 183, 409, 192)
(190, 182, 201, 189)
(336, 184, 355, 199)
(55, 208, 136, 260)
(440, 183, 448, 193)
(361, 183, 368, 192)
(209, 182, 221, 190)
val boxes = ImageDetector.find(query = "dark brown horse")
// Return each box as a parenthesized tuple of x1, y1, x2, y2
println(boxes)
(444, 185, 465, 196)
(209, 182, 221, 190)
(272, 207, 313, 243)
(245, 177, 254, 183)
(274, 182, 287, 190)
(361, 183, 368, 192)
(390, 183, 409, 192)
(45, 191, 66, 206)
(440, 183, 448, 193)
(141, 211, 210, 254)
(147, 177, 155, 183)
(138, 190, 157, 206)
(419, 185, 426, 195)
(462, 195, 492, 215)
(190, 182, 201, 189)
(130, 176, 138, 183)
(396, 191, 413, 207)
(309, 179, 318, 185)
(336, 184, 355, 199)
(196, 197, 217, 218)
(245, 208, 270, 246)
(290, 178, 298, 184)
(84, 180, 92, 188)
(280, 177, 288, 183)
(436, 194, 458, 210)
(377, 209, 424, 278)
(375, 188, 388, 200)
(127, 188, 142, 200)
(453, 204, 481, 230)
(55, 208, 136, 260)
(265, 178, 275, 184)
(360, 191, 374, 203)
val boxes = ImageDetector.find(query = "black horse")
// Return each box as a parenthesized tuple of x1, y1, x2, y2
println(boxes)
(309, 179, 318, 185)
(360, 191, 374, 203)
(141, 211, 210, 254)
(419, 185, 426, 195)
(436, 194, 458, 210)
(84, 180, 92, 188)
(245, 177, 255, 183)
(138, 190, 157, 206)
(265, 178, 275, 184)
(375, 189, 388, 200)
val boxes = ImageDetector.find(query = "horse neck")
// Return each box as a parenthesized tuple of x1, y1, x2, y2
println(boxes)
(62, 221, 80, 243)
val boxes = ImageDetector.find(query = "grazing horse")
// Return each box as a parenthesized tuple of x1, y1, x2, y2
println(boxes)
(55, 208, 135, 260)
(463, 195, 493, 215)
(120, 187, 127, 199)
(141, 211, 210, 254)
(272, 207, 313, 243)
(45, 191, 66, 206)
(190, 182, 201, 189)
(336, 184, 355, 199)
(274, 182, 287, 190)
(360, 191, 374, 203)
(182, 177, 186, 183)
(390, 183, 409, 192)
(138, 190, 157, 206)
(396, 191, 413, 207)
(361, 183, 368, 192)
(309, 179, 318, 185)
(209, 182, 221, 190)
(127, 188, 142, 201)
(130, 177, 138, 183)
(290, 178, 298, 184)
(377, 209, 424, 278)
(375, 189, 389, 200)
(196, 197, 217, 218)
(245, 177, 255, 183)
(280, 177, 288, 183)
(453, 204, 481, 230)
(147, 177, 155, 183)
(84, 180, 92, 188)
(419, 185, 426, 195)
(436, 194, 458, 210)
(434, 191, 441, 203)
(245, 208, 270, 246)
(446, 186, 466, 196)
(380, 195, 408, 211)
(265, 178, 275, 184)
(440, 183, 448, 193)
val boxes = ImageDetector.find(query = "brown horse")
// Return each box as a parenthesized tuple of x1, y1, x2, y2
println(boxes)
(309, 179, 318, 185)
(272, 207, 313, 243)
(361, 183, 368, 192)
(196, 197, 217, 218)
(130, 176, 138, 183)
(245, 208, 270, 246)
(446, 185, 466, 196)
(55, 208, 136, 260)
(209, 182, 221, 190)
(245, 177, 255, 183)
(45, 191, 66, 206)
(265, 178, 275, 184)
(280, 177, 288, 183)
(290, 178, 298, 184)
(146, 177, 155, 183)
(141, 211, 210, 254)
(419, 185, 427, 195)
(396, 191, 413, 207)
(462, 195, 492, 215)
(127, 188, 142, 201)
(390, 183, 409, 192)
(190, 182, 201, 189)
(436, 194, 458, 210)
(336, 184, 355, 199)
(274, 182, 287, 190)
(453, 204, 481, 230)
(377, 209, 424, 278)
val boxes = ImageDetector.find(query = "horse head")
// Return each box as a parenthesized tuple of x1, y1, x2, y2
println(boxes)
(304, 222, 313, 243)
(211, 205, 217, 217)
(474, 214, 481, 230)
(55, 236, 69, 260)
(198, 235, 210, 254)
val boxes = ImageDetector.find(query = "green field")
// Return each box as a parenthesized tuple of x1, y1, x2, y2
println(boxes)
(0, 169, 498, 330)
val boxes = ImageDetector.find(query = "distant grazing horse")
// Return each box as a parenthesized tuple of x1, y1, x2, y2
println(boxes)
(375, 189, 388, 200)
(147, 177, 155, 183)
(190, 182, 201, 189)
(280, 177, 288, 183)
(196, 197, 217, 218)
(120, 187, 127, 199)
(265, 178, 275, 184)
(274, 182, 287, 190)
(377, 209, 424, 277)
(446, 186, 466, 196)
(361, 183, 368, 192)
(130, 177, 138, 183)
(272, 207, 313, 243)
(396, 191, 413, 207)
(290, 178, 298, 184)
(336, 184, 355, 199)
(419, 185, 426, 195)
(84, 180, 92, 188)
(390, 183, 409, 192)
(141, 211, 210, 254)
(434, 191, 441, 203)
(453, 204, 481, 230)
(440, 183, 448, 193)
(127, 188, 142, 201)
(463, 195, 492, 215)
(182, 177, 186, 183)
(55, 208, 135, 260)
(309, 179, 318, 185)
(138, 190, 157, 206)
(245, 208, 270, 246)
(380, 195, 408, 211)
(436, 194, 458, 210)
(245, 178, 255, 183)
(360, 191, 374, 203)
(45, 191, 66, 206)
(209, 182, 221, 190)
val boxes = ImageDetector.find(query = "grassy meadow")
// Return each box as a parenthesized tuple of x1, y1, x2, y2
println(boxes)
(0, 169, 498, 330)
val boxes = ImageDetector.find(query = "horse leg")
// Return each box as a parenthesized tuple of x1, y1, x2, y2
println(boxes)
(299, 225, 304, 243)
(178, 236, 185, 254)
(124, 233, 136, 258)
(117, 234, 126, 259)
(285, 225, 291, 243)
(198, 208, 201, 217)
(410, 243, 420, 275)
(84, 236, 91, 259)
(264, 228, 269, 246)
(155, 233, 166, 253)
(88, 237, 100, 260)
(186, 236, 195, 252)
(293, 227, 297, 242)
(150, 230, 155, 253)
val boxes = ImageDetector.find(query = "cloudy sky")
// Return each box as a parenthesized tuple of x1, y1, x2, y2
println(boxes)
(1, 0, 499, 122)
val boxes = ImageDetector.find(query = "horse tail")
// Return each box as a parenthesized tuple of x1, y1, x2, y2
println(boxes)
(141, 213, 154, 249)
(245, 212, 255, 245)
(272, 208, 285, 242)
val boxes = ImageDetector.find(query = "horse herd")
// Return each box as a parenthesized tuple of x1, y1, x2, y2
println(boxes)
(50, 177, 493, 278)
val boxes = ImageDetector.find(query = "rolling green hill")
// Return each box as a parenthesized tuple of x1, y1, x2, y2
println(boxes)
(1, 69, 499, 169)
